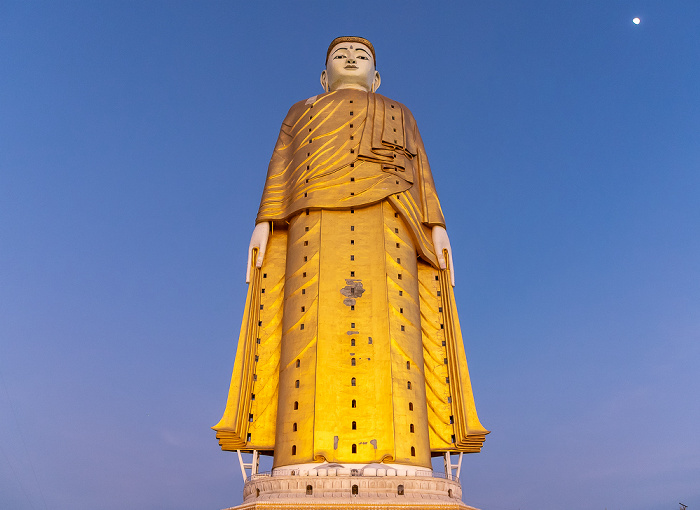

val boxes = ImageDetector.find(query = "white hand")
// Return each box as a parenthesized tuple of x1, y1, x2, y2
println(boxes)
(432, 225, 455, 287)
(246, 222, 270, 283)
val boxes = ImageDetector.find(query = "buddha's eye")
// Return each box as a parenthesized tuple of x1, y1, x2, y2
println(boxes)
(357, 55, 368, 60)
(334, 54, 345, 59)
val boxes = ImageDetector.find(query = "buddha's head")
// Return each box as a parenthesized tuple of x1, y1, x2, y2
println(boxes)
(321, 36, 381, 93)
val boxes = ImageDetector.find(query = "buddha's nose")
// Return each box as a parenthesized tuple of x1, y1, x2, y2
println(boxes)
(347, 58, 356, 63)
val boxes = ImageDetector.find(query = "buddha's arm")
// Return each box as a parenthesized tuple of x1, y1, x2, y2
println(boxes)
(432, 225, 455, 287)
(245, 221, 270, 283)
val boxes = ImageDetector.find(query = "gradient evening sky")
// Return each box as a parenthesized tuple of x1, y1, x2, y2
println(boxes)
(1, 2, 698, 510)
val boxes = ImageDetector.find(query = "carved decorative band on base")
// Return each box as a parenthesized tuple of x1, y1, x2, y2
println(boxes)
(222, 473, 479, 510)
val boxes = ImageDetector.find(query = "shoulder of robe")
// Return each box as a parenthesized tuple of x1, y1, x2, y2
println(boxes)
(281, 92, 333, 127)
(373, 93, 419, 134)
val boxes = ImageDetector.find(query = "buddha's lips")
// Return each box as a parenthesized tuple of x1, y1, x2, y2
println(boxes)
(345, 65, 358, 69)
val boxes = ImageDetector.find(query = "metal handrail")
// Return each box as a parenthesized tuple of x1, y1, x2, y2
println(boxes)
(245, 469, 459, 484)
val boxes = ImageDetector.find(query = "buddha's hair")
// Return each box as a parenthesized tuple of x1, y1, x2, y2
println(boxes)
(326, 36, 376, 67)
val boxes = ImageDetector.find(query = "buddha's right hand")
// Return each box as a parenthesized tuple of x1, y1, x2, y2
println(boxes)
(246, 222, 270, 283)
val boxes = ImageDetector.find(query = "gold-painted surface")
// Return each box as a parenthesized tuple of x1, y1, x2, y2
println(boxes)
(215, 89, 488, 462)
(256, 89, 445, 268)
(213, 232, 286, 450)
(272, 204, 430, 468)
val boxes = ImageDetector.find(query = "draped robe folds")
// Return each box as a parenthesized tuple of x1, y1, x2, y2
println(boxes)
(214, 89, 488, 467)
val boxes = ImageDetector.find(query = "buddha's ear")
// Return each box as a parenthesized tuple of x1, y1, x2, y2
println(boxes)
(371, 71, 381, 93)
(320, 70, 329, 92)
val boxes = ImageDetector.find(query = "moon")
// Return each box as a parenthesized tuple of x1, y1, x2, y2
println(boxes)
(633, 17, 641, 24)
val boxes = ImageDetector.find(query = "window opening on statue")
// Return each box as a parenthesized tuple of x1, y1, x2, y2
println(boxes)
(351, 377, 356, 386)
(248, 413, 253, 422)
(302, 288, 306, 295)
(352, 484, 358, 495)
(350, 225, 354, 231)
(398, 273, 402, 280)
(352, 421, 356, 430)
(304, 241, 308, 246)
(399, 290, 403, 296)
(304, 256, 307, 262)
(451, 434, 456, 443)
(306, 485, 313, 495)
(400, 307, 403, 314)
(401, 325, 405, 331)
(352, 399, 356, 408)
(406, 361, 410, 369)
(351, 322, 355, 328)
(351, 305, 355, 311)
(351, 444, 357, 453)
(351, 239, 354, 245)
(437, 290, 441, 296)
(305, 226, 309, 231)
(407, 381, 411, 389)
(444, 358, 448, 364)
(396, 242, 400, 248)
(292, 445, 297, 455)
(251, 393, 256, 400)
(300, 324, 305, 330)
(295, 380, 300, 388)
(368, 337, 373, 344)
(409, 402, 413, 411)
(397, 257, 401, 264)
(350, 271, 355, 277)
(294, 401, 299, 410)
(449, 415, 454, 424)
(410, 446, 415, 456)
(351, 358, 356, 366)
(350, 255, 354, 261)
(448, 489, 453, 498)
(446, 377, 450, 383)
(398, 485, 404, 495)
(351, 338, 355, 346)
(410, 423, 414, 433)
(301, 306, 305, 312)
(296, 359, 300, 368)
(293, 422, 297, 431)
(247, 433, 251, 441)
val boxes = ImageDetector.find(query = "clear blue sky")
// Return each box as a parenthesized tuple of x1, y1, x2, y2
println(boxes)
(1, 2, 698, 510)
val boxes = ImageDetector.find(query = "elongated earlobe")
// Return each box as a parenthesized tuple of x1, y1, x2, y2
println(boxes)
(371, 71, 381, 93)
(320, 70, 329, 92)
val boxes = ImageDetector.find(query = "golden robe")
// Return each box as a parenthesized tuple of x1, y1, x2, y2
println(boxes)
(214, 89, 488, 469)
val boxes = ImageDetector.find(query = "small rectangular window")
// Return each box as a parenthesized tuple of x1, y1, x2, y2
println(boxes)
(350, 226, 355, 231)
(399, 290, 403, 296)
(400, 325, 405, 331)
(351, 240, 354, 245)
(396, 243, 400, 248)
(304, 256, 307, 262)
(351, 323, 355, 328)
(302, 289, 306, 295)
(303, 272, 307, 278)
(304, 241, 308, 246)
(395, 228, 399, 233)
(397, 258, 401, 264)
(350, 305, 355, 311)
(350, 255, 354, 261)
(398, 274, 402, 280)
(350, 271, 355, 277)
(437, 290, 441, 296)
(300, 324, 305, 330)
(305, 226, 309, 232)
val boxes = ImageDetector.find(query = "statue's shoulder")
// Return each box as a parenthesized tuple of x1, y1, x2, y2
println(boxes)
(280, 93, 328, 126)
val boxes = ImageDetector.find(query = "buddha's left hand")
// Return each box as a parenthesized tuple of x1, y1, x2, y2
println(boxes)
(432, 225, 455, 287)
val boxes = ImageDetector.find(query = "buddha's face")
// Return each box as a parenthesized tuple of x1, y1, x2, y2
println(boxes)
(321, 42, 381, 93)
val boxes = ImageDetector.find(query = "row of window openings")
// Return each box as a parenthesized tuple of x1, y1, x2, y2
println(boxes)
(262, 484, 415, 497)
(290, 421, 415, 433)
(289, 400, 415, 411)
(292, 378, 413, 389)
(291, 444, 415, 457)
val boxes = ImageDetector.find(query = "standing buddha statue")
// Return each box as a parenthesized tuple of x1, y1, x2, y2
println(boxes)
(214, 36, 488, 473)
